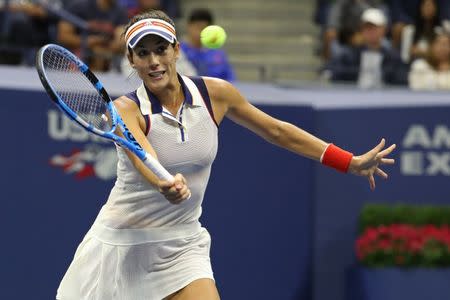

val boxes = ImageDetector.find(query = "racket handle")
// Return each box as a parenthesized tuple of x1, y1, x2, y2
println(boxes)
(143, 152, 174, 182)
(143, 152, 191, 200)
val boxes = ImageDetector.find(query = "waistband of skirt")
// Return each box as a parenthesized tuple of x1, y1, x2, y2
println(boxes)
(88, 221, 202, 245)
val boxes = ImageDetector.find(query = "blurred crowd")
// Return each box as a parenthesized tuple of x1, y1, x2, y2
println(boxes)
(315, 0, 450, 90)
(0, 0, 235, 81)
(1, 0, 450, 90)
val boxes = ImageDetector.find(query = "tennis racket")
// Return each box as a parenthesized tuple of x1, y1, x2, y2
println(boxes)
(36, 44, 174, 182)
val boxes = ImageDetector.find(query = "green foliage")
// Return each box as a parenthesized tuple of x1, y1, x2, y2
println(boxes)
(359, 204, 450, 232)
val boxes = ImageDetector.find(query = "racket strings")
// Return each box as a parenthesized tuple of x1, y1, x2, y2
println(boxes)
(42, 48, 112, 132)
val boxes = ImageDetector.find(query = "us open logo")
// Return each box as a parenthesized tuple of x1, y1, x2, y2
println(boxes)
(401, 124, 450, 176)
(47, 109, 118, 180)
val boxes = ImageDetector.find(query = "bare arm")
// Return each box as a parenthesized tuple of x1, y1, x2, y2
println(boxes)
(57, 21, 82, 49)
(205, 78, 328, 161)
(114, 96, 160, 185)
(109, 25, 126, 54)
(9, 3, 47, 18)
(205, 77, 396, 189)
(57, 20, 109, 50)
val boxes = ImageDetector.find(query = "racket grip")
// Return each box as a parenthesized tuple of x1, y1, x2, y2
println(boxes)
(143, 152, 191, 200)
(143, 152, 174, 182)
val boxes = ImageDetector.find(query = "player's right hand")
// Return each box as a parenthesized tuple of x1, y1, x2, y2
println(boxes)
(158, 173, 191, 204)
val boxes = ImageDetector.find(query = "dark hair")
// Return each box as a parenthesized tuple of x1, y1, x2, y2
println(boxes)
(413, 0, 441, 44)
(188, 8, 214, 25)
(425, 32, 450, 70)
(337, 0, 362, 45)
(124, 10, 177, 53)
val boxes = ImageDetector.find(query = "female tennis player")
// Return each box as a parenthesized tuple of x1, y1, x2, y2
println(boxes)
(56, 10, 396, 300)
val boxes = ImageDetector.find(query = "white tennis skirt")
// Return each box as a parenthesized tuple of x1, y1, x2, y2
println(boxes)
(56, 222, 214, 300)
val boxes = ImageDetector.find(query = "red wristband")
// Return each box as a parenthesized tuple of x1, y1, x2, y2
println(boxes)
(321, 144, 353, 173)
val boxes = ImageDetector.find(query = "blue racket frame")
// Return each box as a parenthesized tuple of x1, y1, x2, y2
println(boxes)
(36, 44, 173, 181)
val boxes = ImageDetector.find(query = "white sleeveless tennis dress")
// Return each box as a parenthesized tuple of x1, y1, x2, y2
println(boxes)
(56, 75, 218, 300)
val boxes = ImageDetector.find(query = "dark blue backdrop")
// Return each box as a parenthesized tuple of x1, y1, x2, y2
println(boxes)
(3, 86, 450, 300)
(0, 88, 313, 300)
(313, 107, 450, 300)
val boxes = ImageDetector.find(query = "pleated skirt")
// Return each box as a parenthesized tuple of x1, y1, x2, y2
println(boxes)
(56, 222, 214, 300)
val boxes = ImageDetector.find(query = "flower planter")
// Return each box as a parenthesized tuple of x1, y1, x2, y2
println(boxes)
(351, 205, 450, 300)
(347, 267, 450, 300)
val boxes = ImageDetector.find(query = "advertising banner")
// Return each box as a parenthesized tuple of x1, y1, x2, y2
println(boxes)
(1, 88, 314, 300)
(313, 106, 450, 300)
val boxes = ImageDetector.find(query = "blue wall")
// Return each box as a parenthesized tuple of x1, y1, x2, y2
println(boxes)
(2, 89, 113, 299)
(0, 88, 313, 300)
(2, 84, 450, 300)
(313, 106, 450, 300)
(203, 107, 314, 300)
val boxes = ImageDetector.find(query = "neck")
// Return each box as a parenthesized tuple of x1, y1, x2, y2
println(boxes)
(366, 41, 382, 50)
(424, 20, 434, 28)
(150, 75, 184, 110)
(161, 84, 183, 105)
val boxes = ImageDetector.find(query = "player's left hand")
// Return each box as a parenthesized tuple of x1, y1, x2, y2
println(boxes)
(158, 173, 191, 204)
(348, 138, 396, 190)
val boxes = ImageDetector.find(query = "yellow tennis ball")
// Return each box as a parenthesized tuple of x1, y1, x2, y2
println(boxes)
(200, 25, 227, 49)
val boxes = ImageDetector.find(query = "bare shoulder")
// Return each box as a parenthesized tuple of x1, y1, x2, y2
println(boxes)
(113, 95, 139, 112)
(113, 95, 146, 130)
(200, 77, 249, 123)
(202, 77, 240, 102)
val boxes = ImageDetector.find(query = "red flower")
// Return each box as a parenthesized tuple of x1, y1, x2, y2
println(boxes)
(378, 239, 392, 251)
(377, 225, 389, 236)
(355, 223, 450, 266)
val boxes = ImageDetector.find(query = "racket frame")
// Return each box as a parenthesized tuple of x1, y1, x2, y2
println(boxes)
(36, 44, 174, 182)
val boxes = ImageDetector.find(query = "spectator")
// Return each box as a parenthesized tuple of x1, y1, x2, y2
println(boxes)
(0, 0, 61, 65)
(314, 0, 336, 30)
(160, 0, 180, 19)
(57, 0, 128, 72)
(313, 0, 335, 57)
(180, 8, 235, 81)
(322, 0, 388, 60)
(389, 0, 450, 49)
(409, 30, 450, 90)
(121, 0, 179, 18)
(400, 0, 446, 62)
(125, 0, 160, 18)
(119, 0, 139, 11)
(325, 8, 408, 88)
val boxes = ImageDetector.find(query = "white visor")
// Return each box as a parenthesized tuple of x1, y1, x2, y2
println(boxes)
(125, 18, 177, 48)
